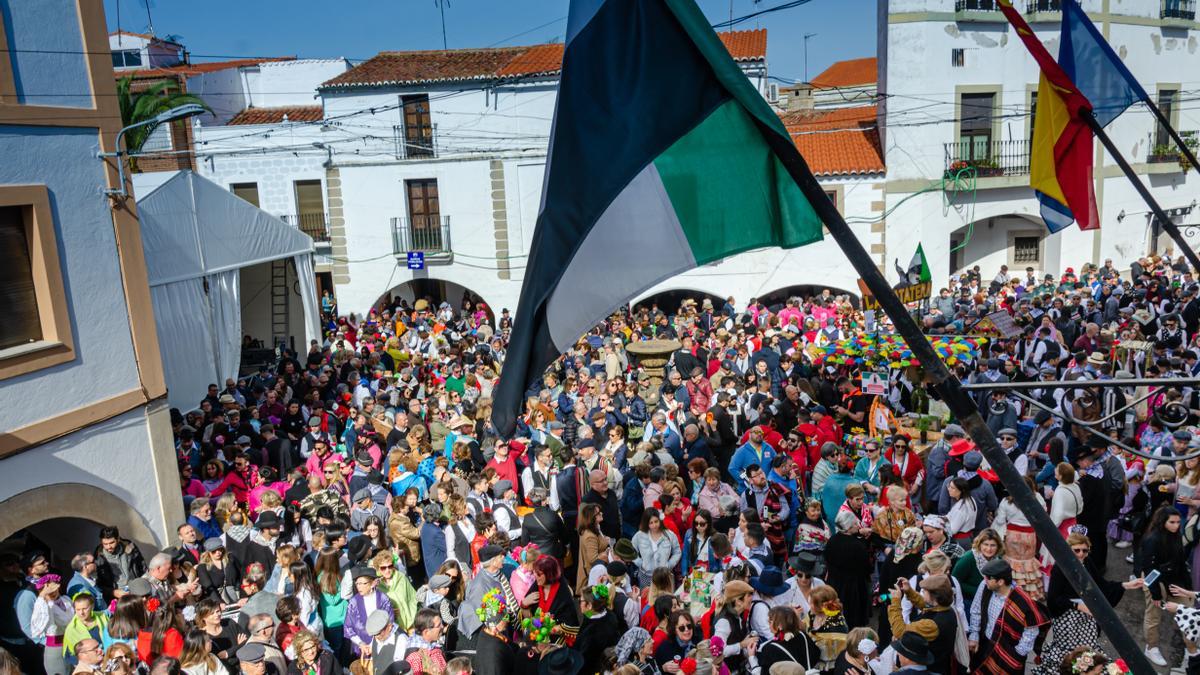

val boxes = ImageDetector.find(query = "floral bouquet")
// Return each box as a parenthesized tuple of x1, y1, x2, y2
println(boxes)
(475, 588, 511, 626)
(518, 608, 557, 644)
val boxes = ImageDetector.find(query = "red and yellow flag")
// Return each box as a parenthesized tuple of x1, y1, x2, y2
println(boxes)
(998, 0, 1098, 232)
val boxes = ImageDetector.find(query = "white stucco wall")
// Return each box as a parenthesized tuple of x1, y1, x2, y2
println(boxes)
(0, 403, 183, 548)
(251, 60, 349, 108)
(0, 126, 142, 429)
(7, 0, 91, 107)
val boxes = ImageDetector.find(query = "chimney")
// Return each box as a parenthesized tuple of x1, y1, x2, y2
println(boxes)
(785, 83, 815, 112)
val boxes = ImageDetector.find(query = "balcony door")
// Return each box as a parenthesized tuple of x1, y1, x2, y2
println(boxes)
(959, 92, 995, 163)
(406, 179, 442, 251)
(293, 180, 326, 240)
(403, 95, 434, 158)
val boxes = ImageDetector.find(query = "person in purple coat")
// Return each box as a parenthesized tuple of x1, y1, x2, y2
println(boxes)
(343, 566, 395, 656)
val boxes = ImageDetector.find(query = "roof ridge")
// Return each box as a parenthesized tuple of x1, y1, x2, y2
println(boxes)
(377, 45, 532, 57)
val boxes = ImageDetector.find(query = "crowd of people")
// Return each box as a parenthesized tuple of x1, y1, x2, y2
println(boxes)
(11, 252, 1200, 675)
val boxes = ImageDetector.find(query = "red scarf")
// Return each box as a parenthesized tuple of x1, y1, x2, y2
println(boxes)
(538, 582, 559, 614)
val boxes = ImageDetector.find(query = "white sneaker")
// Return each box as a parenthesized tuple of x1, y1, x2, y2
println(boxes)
(1115, 540, 1132, 549)
(1145, 646, 1167, 666)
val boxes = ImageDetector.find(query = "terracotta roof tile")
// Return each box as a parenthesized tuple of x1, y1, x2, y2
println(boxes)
(495, 43, 565, 78)
(120, 57, 296, 80)
(782, 105, 884, 176)
(228, 105, 324, 125)
(810, 57, 877, 89)
(717, 28, 767, 62)
(323, 30, 767, 89)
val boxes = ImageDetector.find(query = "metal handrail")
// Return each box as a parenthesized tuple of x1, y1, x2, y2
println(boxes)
(391, 215, 451, 255)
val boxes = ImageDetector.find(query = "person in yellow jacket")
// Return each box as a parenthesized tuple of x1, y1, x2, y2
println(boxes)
(62, 592, 108, 660)
(372, 550, 418, 631)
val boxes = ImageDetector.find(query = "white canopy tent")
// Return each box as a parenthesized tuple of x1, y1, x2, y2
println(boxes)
(136, 171, 320, 408)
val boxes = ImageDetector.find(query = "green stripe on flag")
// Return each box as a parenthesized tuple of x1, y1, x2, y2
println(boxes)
(652, 99, 824, 265)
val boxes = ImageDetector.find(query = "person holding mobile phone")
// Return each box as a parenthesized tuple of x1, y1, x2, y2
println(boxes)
(1137, 505, 1192, 666)
(1036, 532, 1144, 675)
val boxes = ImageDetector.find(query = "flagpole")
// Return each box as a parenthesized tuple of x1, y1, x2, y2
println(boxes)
(1084, 111, 1200, 274)
(1145, 98, 1200, 175)
(763, 131, 1154, 673)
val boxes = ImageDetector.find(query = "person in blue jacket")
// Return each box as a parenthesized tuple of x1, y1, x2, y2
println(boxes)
(419, 503, 447, 579)
(729, 426, 777, 492)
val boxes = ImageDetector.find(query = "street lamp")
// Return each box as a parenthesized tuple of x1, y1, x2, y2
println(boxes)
(99, 103, 207, 198)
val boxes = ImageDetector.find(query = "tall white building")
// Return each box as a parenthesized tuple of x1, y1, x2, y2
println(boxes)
(882, 0, 1200, 289)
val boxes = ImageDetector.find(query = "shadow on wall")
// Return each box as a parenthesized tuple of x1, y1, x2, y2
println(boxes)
(0, 483, 162, 559)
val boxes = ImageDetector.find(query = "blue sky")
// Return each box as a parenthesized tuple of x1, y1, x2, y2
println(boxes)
(103, 0, 876, 83)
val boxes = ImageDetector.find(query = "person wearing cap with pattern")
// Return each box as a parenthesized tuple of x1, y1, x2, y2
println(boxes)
(968, 559, 1048, 673)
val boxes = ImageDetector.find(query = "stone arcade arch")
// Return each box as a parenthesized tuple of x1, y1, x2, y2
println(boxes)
(0, 483, 161, 557)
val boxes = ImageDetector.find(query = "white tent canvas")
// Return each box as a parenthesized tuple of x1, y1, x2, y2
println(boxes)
(136, 170, 320, 407)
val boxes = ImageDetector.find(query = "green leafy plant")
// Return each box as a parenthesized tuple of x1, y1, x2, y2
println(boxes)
(115, 76, 210, 170)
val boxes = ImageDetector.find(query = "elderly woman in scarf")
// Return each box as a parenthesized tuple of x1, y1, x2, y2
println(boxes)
(615, 626, 662, 675)
(877, 526, 925, 647)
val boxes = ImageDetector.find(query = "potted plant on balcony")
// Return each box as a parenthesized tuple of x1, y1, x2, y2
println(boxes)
(1148, 144, 1177, 164)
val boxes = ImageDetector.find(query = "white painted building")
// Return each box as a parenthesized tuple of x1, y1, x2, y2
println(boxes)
(192, 29, 889, 318)
(108, 29, 185, 70)
(881, 0, 1200, 290)
(0, 0, 183, 555)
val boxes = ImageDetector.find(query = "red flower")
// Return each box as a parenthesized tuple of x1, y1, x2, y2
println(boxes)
(679, 658, 697, 675)
(145, 598, 161, 613)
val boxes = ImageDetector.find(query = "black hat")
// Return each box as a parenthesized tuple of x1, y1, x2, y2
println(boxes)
(979, 558, 1012, 578)
(788, 552, 825, 577)
(750, 566, 790, 597)
(892, 632, 934, 666)
(254, 511, 281, 530)
(1034, 410, 1053, 425)
(352, 565, 378, 581)
(478, 543, 505, 562)
(537, 646, 584, 675)
(605, 561, 628, 578)
(1067, 443, 1099, 465)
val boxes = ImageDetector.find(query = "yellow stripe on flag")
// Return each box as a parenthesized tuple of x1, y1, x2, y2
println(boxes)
(1031, 73, 1071, 206)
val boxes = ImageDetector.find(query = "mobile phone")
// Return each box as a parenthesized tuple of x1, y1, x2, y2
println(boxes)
(1145, 569, 1161, 586)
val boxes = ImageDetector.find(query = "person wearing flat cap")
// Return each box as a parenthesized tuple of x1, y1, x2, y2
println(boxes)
(968, 558, 1049, 673)
(350, 486, 390, 532)
(456, 543, 516, 651)
(344, 566, 394, 657)
(236, 641, 269, 675)
(887, 573, 959, 674)
(490, 479, 522, 541)
(362, 608, 409, 675)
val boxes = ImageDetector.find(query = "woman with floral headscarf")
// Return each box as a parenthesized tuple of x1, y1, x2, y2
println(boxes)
(30, 574, 72, 675)
(876, 526, 925, 646)
(615, 626, 661, 675)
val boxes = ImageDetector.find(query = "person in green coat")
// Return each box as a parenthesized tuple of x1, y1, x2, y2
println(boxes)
(951, 528, 1005, 603)
(373, 550, 418, 631)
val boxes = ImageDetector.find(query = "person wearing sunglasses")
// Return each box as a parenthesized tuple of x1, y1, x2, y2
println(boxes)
(652, 609, 697, 669)
(1038, 532, 1143, 675)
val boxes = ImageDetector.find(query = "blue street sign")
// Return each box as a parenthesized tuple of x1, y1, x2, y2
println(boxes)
(406, 251, 425, 270)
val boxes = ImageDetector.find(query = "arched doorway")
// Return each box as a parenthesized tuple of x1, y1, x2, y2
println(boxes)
(374, 279, 497, 325)
(948, 214, 1054, 279)
(0, 483, 162, 562)
(632, 289, 725, 316)
(757, 285, 861, 311)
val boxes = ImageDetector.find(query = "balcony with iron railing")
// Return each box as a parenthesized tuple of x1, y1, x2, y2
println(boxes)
(392, 216, 452, 260)
(944, 139, 1031, 179)
(1162, 0, 1196, 20)
(391, 124, 439, 160)
(280, 212, 330, 242)
(1026, 0, 1062, 14)
(955, 0, 998, 11)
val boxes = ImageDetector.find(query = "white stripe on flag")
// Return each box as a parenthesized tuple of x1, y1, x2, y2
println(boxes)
(544, 163, 697, 351)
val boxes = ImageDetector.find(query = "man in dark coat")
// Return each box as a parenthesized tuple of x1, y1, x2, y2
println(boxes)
(582, 469, 621, 541)
(1071, 440, 1114, 575)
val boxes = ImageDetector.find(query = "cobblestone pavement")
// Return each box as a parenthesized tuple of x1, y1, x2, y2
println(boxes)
(1099, 543, 1189, 674)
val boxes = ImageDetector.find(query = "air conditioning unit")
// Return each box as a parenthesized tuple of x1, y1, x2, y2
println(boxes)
(767, 83, 779, 103)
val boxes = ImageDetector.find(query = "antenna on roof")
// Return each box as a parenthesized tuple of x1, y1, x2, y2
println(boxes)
(435, 0, 450, 50)
(139, 0, 155, 37)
